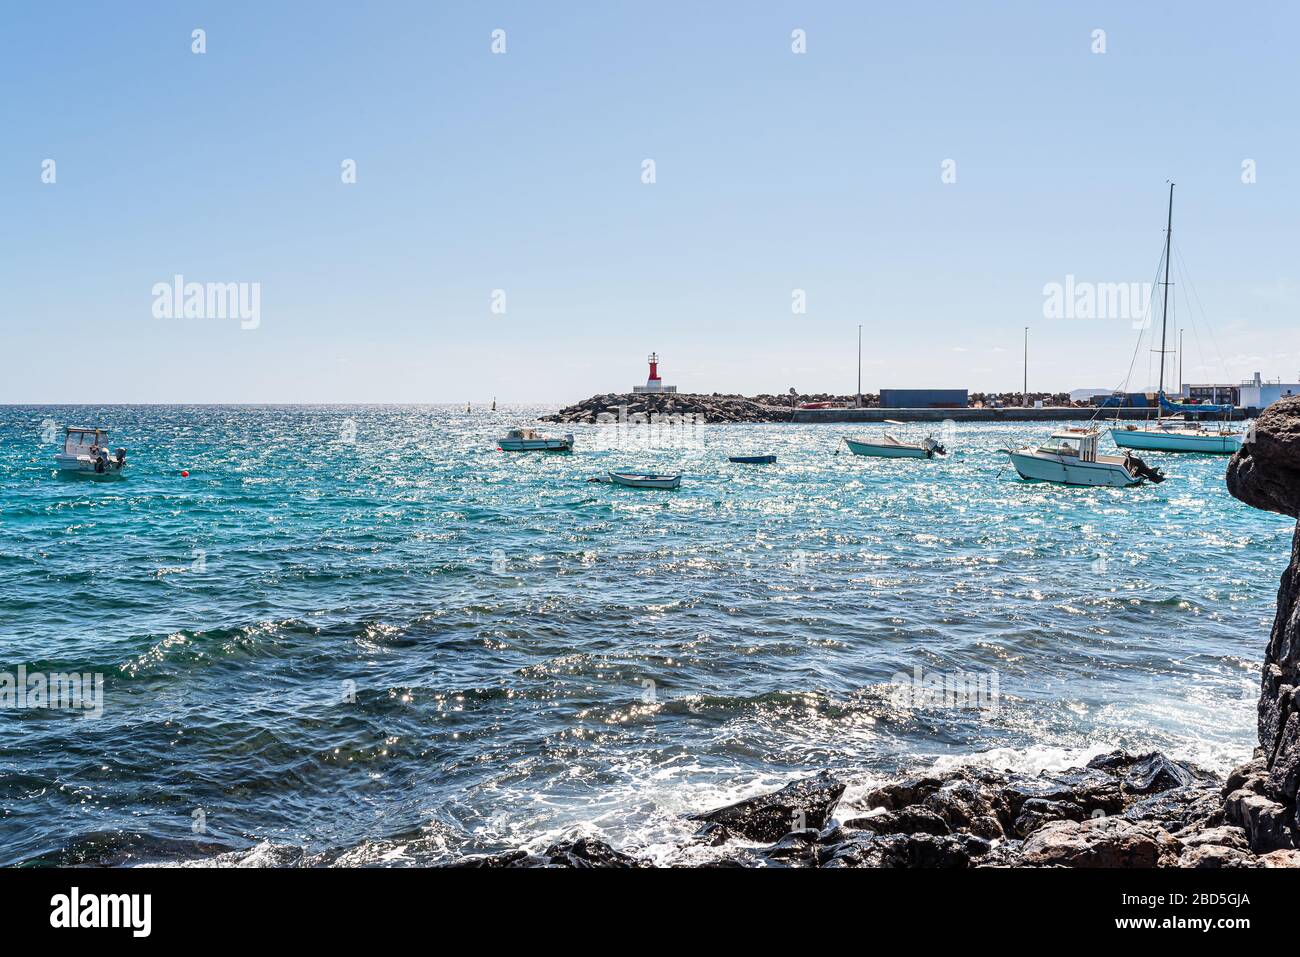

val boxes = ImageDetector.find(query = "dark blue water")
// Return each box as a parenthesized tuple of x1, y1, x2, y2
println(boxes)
(0, 406, 1286, 865)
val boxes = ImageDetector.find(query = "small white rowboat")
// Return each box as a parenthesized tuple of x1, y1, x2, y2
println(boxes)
(607, 471, 682, 490)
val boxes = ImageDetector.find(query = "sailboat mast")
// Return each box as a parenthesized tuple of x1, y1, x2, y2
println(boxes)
(1157, 182, 1174, 397)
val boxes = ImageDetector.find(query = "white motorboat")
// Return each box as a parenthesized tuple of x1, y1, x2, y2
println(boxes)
(842, 433, 946, 459)
(497, 428, 574, 452)
(55, 427, 127, 479)
(1006, 429, 1164, 488)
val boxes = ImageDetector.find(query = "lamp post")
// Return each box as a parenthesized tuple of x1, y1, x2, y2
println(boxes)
(1023, 327, 1029, 407)
(857, 324, 863, 408)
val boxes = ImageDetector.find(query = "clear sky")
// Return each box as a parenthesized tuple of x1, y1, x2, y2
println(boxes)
(3, 1, 1297, 403)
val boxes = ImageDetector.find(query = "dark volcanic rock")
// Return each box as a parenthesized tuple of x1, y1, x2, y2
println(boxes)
(844, 807, 950, 836)
(690, 772, 845, 843)
(1227, 395, 1300, 518)
(1003, 766, 1124, 824)
(1012, 797, 1090, 838)
(1124, 785, 1224, 833)
(1224, 788, 1296, 853)
(447, 838, 645, 868)
(1227, 396, 1300, 843)
(821, 833, 975, 869)
(921, 779, 1009, 840)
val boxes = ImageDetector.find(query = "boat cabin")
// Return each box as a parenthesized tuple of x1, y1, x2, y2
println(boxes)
(1038, 430, 1100, 462)
(503, 428, 539, 441)
(63, 427, 107, 457)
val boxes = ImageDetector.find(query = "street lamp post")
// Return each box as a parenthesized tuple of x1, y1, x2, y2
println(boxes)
(857, 323, 862, 408)
(1023, 326, 1029, 407)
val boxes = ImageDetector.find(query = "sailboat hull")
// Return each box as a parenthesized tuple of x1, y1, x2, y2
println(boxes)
(1111, 428, 1242, 454)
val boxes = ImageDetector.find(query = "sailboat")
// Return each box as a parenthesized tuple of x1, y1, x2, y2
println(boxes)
(1108, 184, 1245, 455)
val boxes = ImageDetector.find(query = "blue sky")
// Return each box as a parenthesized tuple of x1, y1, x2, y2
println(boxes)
(3, 1, 1297, 403)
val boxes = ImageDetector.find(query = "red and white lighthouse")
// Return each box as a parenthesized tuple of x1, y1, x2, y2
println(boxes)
(633, 351, 677, 394)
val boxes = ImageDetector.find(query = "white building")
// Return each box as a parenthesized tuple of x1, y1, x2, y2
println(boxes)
(1238, 372, 1300, 410)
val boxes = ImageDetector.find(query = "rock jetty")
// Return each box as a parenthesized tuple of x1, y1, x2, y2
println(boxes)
(451, 396, 1300, 868)
(539, 393, 859, 424)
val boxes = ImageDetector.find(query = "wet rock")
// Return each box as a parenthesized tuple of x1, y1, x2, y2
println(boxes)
(762, 828, 829, 867)
(445, 849, 546, 868)
(921, 779, 1009, 839)
(1124, 786, 1224, 832)
(1223, 788, 1296, 853)
(542, 838, 646, 868)
(1085, 750, 1214, 796)
(690, 772, 845, 843)
(972, 840, 1027, 868)
(862, 774, 946, 812)
(844, 807, 950, 837)
(821, 833, 974, 869)
(1003, 766, 1123, 819)
(1012, 798, 1089, 838)
(693, 822, 735, 847)
(447, 838, 644, 868)
(1020, 817, 1181, 868)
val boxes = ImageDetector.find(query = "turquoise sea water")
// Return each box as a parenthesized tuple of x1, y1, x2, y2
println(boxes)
(0, 405, 1288, 866)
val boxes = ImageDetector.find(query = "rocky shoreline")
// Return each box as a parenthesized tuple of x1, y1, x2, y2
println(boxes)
(450, 751, 1296, 868)
(458, 396, 1300, 868)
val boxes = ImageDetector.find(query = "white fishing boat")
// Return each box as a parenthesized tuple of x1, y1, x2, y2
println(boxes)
(842, 431, 946, 459)
(55, 427, 127, 479)
(1006, 428, 1164, 488)
(497, 428, 574, 452)
(1105, 184, 1246, 454)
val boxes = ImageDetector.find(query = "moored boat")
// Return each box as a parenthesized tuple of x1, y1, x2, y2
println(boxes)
(728, 454, 776, 464)
(1112, 419, 1243, 454)
(498, 428, 574, 452)
(842, 434, 945, 459)
(1006, 428, 1163, 487)
(55, 427, 127, 479)
(607, 471, 682, 490)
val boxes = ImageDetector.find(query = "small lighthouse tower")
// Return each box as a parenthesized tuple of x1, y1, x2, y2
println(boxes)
(633, 351, 676, 393)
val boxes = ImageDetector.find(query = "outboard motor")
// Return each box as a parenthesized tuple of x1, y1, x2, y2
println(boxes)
(923, 437, 946, 457)
(1128, 455, 1165, 484)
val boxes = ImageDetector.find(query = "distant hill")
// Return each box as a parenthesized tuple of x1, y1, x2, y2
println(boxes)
(1070, 388, 1114, 401)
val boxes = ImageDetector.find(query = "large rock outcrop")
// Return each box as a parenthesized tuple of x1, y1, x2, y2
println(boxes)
(1227, 395, 1300, 840)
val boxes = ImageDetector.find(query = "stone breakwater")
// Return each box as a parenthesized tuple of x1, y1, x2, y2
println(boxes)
(449, 396, 1300, 868)
(539, 393, 812, 424)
